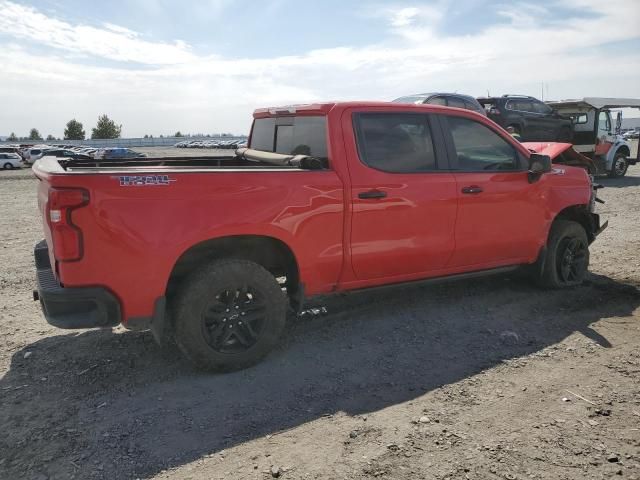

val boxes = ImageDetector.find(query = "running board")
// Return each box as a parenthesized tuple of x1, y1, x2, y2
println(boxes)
(346, 265, 520, 297)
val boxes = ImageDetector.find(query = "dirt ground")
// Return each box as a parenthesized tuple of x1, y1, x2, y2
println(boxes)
(1, 144, 639, 480)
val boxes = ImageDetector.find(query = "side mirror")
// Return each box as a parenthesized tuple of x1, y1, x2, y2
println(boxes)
(616, 111, 622, 135)
(528, 153, 552, 183)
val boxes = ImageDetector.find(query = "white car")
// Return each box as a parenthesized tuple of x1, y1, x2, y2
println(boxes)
(23, 147, 49, 165)
(0, 153, 23, 169)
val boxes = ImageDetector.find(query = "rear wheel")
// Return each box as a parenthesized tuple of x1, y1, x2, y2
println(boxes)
(174, 259, 287, 372)
(536, 220, 589, 288)
(609, 152, 628, 178)
(3, 162, 13, 170)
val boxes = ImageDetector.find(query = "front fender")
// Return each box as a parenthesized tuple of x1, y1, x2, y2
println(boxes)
(605, 140, 631, 165)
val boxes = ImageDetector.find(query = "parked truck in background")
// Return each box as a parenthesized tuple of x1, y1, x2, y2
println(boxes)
(32, 102, 606, 372)
(546, 98, 640, 177)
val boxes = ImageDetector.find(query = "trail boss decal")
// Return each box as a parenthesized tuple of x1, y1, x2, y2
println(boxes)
(114, 175, 177, 186)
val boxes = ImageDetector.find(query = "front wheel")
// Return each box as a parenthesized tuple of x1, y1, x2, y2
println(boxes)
(173, 259, 287, 372)
(609, 153, 628, 178)
(536, 220, 589, 288)
(3, 162, 13, 170)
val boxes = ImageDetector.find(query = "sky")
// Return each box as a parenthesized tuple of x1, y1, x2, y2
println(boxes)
(0, 0, 639, 137)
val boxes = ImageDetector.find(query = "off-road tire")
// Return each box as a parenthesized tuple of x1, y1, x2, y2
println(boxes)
(608, 152, 628, 178)
(174, 259, 287, 372)
(536, 220, 589, 288)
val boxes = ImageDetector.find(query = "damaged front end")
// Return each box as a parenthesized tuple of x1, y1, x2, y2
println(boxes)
(522, 142, 608, 241)
(521, 142, 597, 175)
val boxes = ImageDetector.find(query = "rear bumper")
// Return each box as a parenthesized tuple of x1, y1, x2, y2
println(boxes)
(34, 240, 121, 329)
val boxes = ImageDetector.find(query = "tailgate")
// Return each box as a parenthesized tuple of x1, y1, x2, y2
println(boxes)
(35, 166, 57, 277)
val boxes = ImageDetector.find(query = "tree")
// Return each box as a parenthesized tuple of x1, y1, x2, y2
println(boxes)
(29, 128, 42, 141)
(174, 131, 183, 137)
(64, 119, 85, 140)
(91, 114, 121, 139)
(46, 134, 56, 141)
(143, 134, 149, 139)
(7, 132, 17, 141)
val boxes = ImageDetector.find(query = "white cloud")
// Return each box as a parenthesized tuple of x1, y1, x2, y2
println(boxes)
(0, 0, 639, 137)
(0, 1, 195, 64)
(390, 7, 421, 27)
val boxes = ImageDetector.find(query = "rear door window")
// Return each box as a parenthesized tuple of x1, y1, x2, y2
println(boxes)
(532, 100, 553, 115)
(446, 97, 466, 109)
(427, 96, 448, 106)
(353, 113, 437, 173)
(507, 100, 532, 112)
(464, 100, 482, 114)
(250, 116, 328, 159)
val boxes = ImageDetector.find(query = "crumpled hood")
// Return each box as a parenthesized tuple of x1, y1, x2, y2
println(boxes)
(521, 142, 596, 174)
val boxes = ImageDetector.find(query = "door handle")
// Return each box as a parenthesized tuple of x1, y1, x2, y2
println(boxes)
(358, 189, 387, 199)
(461, 186, 483, 194)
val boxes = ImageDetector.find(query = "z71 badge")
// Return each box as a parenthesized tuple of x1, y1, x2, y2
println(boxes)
(114, 175, 177, 186)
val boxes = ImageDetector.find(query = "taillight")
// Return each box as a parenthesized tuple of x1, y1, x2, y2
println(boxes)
(47, 188, 89, 262)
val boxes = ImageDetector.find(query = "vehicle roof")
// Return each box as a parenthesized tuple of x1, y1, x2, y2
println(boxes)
(253, 101, 484, 118)
(547, 97, 640, 109)
(395, 92, 478, 100)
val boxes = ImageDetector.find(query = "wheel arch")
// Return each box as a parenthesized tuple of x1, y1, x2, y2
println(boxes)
(552, 205, 597, 243)
(166, 234, 301, 304)
(605, 142, 631, 164)
(614, 144, 631, 158)
(506, 121, 524, 133)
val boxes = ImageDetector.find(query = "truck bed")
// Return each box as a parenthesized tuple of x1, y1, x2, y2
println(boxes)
(36, 155, 304, 174)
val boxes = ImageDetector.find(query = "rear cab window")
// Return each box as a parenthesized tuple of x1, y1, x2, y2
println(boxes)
(250, 116, 328, 160)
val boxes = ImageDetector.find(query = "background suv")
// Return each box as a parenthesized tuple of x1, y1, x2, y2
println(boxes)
(393, 93, 487, 116)
(477, 95, 573, 142)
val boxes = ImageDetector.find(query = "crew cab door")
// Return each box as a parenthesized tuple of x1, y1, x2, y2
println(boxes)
(438, 114, 546, 268)
(344, 110, 457, 280)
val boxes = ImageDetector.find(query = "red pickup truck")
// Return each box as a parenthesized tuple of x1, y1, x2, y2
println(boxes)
(33, 102, 606, 371)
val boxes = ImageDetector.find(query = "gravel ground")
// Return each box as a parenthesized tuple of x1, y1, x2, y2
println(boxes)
(1, 144, 639, 480)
